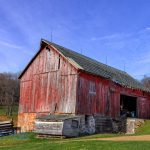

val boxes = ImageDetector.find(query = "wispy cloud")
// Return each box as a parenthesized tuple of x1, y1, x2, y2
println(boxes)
(0, 40, 22, 49)
(91, 33, 132, 41)
(91, 34, 119, 41)
(144, 27, 150, 31)
(91, 27, 150, 42)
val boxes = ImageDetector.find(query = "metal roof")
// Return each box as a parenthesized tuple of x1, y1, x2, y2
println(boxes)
(43, 39, 150, 93)
(19, 39, 150, 93)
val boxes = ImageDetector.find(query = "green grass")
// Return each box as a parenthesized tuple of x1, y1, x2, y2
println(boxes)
(0, 106, 7, 115)
(1, 116, 150, 150)
(135, 120, 150, 135)
(0, 132, 150, 150)
(0, 106, 18, 115)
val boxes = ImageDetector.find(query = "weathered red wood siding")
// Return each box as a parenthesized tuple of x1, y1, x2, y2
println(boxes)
(137, 97, 150, 119)
(19, 45, 78, 114)
(76, 72, 150, 119)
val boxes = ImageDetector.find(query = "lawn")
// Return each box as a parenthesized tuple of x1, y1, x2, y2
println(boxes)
(0, 116, 150, 150)
(0, 131, 150, 150)
(0, 106, 18, 116)
(135, 120, 150, 135)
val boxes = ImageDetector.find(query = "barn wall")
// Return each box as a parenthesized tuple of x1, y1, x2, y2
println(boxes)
(76, 73, 114, 116)
(18, 46, 78, 131)
(76, 72, 150, 119)
(137, 97, 150, 119)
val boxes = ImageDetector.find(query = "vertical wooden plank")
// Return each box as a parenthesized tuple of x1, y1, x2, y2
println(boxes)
(137, 97, 150, 119)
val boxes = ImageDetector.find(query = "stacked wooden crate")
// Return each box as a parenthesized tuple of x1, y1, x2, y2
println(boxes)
(94, 115, 113, 133)
(0, 121, 14, 136)
(112, 116, 127, 133)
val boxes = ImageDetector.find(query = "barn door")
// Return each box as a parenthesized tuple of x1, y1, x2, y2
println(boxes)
(109, 91, 120, 118)
(138, 97, 150, 119)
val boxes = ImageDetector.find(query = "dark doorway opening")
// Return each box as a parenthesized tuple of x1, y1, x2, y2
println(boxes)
(120, 95, 137, 118)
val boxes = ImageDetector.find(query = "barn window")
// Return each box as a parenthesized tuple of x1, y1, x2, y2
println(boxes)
(46, 46, 50, 52)
(58, 55, 61, 69)
(89, 81, 96, 95)
(72, 120, 79, 128)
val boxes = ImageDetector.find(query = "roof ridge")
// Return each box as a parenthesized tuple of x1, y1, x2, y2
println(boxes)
(42, 39, 127, 74)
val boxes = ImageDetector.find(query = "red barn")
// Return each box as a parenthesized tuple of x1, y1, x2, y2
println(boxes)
(18, 39, 150, 132)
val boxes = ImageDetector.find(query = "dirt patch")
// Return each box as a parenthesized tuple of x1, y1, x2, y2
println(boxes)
(96, 135, 150, 141)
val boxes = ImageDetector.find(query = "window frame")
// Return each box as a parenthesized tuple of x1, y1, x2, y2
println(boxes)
(89, 81, 96, 95)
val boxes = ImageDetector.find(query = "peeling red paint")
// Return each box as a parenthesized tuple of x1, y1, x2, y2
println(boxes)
(19, 46, 78, 114)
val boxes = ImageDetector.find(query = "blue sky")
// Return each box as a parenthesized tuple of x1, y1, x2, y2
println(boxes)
(0, 0, 150, 79)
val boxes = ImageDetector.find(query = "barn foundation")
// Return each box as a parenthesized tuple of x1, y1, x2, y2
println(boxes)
(17, 113, 36, 132)
(18, 113, 146, 136)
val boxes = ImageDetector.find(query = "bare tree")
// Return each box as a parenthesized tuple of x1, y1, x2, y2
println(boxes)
(0, 72, 20, 116)
(141, 76, 150, 89)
